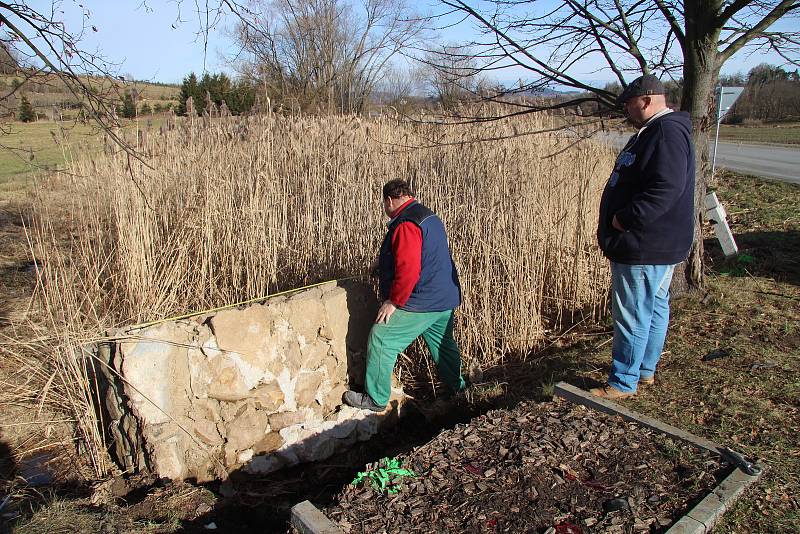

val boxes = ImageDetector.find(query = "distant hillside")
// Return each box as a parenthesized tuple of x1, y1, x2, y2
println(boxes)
(0, 71, 180, 119)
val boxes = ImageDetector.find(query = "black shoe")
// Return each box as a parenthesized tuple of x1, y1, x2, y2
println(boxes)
(342, 390, 386, 412)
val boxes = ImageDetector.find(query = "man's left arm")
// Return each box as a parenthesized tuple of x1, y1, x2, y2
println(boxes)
(375, 222, 422, 323)
(614, 129, 692, 231)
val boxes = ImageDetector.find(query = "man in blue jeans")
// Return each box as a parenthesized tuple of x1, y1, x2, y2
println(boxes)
(593, 74, 696, 399)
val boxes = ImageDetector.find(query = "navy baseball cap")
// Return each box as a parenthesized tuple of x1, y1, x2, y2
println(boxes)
(617, 74, 665, 106)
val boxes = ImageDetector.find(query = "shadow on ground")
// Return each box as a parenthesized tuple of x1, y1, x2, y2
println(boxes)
(706, 230, 800, 286)
(0, 434, 16, 483)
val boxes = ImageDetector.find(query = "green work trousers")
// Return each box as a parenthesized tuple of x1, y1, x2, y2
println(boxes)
(365, 308, 466, 407)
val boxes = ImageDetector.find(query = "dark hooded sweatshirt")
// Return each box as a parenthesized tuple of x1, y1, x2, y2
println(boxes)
(597, 111, 696, 265)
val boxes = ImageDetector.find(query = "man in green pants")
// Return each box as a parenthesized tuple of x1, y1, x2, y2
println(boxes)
(343, 179, 467, 411)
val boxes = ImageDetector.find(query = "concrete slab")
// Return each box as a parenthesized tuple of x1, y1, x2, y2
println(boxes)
(667, 516, 707, 534)
(554, 381, 764, 534)
(290, 500, 343, 534)
(679, 464, 765, 533)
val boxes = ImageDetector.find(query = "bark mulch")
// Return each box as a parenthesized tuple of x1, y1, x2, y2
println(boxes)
(325, 399, 730, 533)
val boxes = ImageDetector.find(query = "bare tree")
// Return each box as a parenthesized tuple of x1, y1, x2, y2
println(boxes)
(233, 0, 424, 114)
(375, 63, 424, 113)
(429, 0, 800, 290)
(422, 44, 487, 109)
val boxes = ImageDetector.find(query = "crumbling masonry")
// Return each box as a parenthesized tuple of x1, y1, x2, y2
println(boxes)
(95, 281, 404, 482)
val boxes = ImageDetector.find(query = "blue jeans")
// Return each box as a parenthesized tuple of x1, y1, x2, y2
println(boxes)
(608, 262, 676, 393)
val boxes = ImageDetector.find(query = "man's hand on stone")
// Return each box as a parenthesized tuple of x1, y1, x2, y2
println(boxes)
(375, 300, 397, 324)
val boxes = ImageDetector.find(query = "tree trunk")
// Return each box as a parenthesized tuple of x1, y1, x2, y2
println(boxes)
(674, 2, 723, 295)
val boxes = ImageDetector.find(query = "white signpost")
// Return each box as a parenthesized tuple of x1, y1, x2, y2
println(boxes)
(711, 86, 745, 177)
(708, 85, 745, 257)
(704, 191, 739, 256)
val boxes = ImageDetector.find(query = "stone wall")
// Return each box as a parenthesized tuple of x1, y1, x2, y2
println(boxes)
(96, 281, 403, 482)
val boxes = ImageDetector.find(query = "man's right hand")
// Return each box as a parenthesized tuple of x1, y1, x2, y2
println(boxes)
(375, 300, 397, 324)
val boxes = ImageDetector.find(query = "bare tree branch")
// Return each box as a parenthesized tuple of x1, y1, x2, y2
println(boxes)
(718, 0, 800, 64)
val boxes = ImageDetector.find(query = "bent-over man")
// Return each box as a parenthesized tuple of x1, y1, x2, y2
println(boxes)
(592, 74, 695, 399)
(343, 179, 467, 411)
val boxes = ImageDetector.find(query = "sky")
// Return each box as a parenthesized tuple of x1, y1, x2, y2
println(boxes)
(18, 0, 800, 86)
(23, 0, 241, 84)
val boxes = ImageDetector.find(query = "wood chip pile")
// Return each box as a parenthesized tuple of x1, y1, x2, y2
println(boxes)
(326, 399, 728, 533)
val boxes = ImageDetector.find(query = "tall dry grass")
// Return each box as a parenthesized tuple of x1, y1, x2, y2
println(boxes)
(27, 112, 614, 474)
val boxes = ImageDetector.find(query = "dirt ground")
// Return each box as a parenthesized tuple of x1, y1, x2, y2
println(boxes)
(1, 170, 798, 533)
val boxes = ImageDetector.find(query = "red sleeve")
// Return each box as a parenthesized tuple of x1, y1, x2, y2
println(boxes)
(389, 222, 422, 306)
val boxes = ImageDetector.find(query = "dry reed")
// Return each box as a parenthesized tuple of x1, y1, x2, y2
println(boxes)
(25, 111, 614, 474)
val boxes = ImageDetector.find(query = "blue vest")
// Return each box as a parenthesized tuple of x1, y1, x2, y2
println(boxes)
(378, 201, 462, 312)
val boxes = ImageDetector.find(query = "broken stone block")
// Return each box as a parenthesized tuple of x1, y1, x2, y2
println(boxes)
(324, 416, 359, 440)
(286, 296, 326, 342)
(321, 288, 349, 342)
(305, 434, 336, 462)
(242, 453, 284, 475)
(324, 383, 348, 412)
(225, 406, 269, 452)
(252, 432, 284, 454)
(237, 449, 254, 464)
(207, 364, 253, 402)
(288, 286, 325, 302)
(224, 442, 238, 467)
(268, 411, 303, 432)
(119, 322, 193, 425)
(193, 398, 222, 424)
(193, 419, 224, 447)
(201, 335, 269, 401)
(150, 438, 188, 481)
(321, 354, 339, 377)
(295, 371, 324, 407)
(187, 347, 212, 399)
(252, 381, 285, 412)
(285, 340, 302, 375)
(300, 340, 330, 371)
(208, 306, 276, 384)
(219, 399, 249, 422)
(357, 413, 382, 441)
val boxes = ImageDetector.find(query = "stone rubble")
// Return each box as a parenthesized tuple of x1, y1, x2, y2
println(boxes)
(97, 281, 404, 482)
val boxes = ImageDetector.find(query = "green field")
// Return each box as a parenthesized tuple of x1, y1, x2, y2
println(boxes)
(0, 118, 170, 192)
(0, 121, 104, 192)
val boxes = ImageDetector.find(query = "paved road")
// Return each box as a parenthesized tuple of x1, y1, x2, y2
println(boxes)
(600, 132, 800, 184)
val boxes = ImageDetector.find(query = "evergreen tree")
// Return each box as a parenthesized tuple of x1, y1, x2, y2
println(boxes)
(118, 91, 137, 118)
(177, 71, 256, 116)
(228, 80, 256, 114)
(177, 72, 200, 115)
(18, 95, 35, 122)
